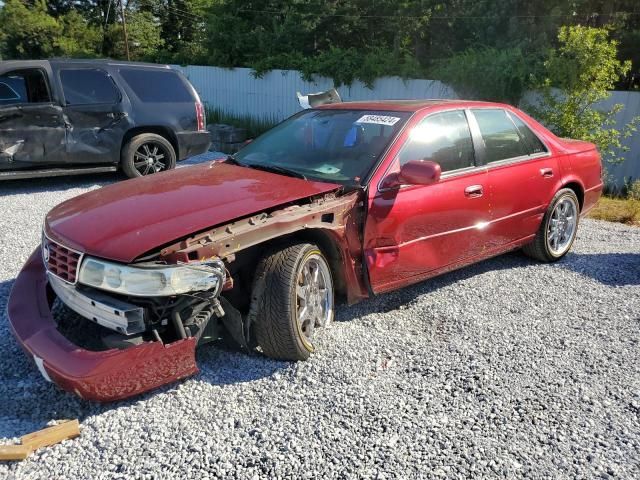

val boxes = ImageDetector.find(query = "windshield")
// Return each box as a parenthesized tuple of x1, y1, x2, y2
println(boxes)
(233, 109, 411, 185)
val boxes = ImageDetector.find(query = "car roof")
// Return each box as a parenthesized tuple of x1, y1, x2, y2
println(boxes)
(316, 99, 510, 112)
(0, 58, 172, 69)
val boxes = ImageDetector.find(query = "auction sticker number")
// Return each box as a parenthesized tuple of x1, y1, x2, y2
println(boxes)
(356, 115, 401, 126)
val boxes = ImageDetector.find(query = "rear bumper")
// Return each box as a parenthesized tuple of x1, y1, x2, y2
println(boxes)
(8, 249, 198, 402)
(581, 182, 604, 216)
(176, 131, 211, 160)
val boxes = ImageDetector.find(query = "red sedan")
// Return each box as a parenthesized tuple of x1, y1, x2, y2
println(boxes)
(8, 100, 603, 401)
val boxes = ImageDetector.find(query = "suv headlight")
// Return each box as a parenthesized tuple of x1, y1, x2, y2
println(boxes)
(78, 256, 225, 297)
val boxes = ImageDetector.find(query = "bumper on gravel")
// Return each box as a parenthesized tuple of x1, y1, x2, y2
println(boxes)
(8, 249, 199, 402)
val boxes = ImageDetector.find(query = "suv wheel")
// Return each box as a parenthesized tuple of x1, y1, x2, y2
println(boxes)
(252, 243, 334, 361)
(121, 133, 176, 178)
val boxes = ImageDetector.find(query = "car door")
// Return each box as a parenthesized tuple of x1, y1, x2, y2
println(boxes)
(0, 66, 66, 170)
(55, 67, 129, 164)
(364, 109, 491, 294)
(469, 108, 559, 247)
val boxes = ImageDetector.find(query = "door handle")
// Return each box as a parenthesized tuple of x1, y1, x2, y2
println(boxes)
(540, 168, 554, 178)
(464, 185, 483, 197)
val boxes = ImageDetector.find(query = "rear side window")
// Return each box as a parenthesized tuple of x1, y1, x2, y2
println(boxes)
(509, 112, 548, 155)
(399, 110, 475, 173)
(60, 69, 120, 105)
(119, 68, 193, 103)
(0, 69, 51, 106)
(472, 109, 528, 163)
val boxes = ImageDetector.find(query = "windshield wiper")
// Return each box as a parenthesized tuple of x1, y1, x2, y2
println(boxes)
(244, 163, 307, 180)
(224, 154, 242, 165)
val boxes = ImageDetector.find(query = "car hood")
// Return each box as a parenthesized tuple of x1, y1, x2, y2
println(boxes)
(45, 162, 340, 263)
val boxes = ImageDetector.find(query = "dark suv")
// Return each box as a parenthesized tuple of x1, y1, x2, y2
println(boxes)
(0, 59, 210, 180)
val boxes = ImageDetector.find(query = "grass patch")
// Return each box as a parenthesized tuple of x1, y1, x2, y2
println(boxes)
(588, 196, 640, 226)
(205, 106, 279, 139)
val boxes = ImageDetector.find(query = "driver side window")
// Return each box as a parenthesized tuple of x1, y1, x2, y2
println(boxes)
(399, 110, 475, 173)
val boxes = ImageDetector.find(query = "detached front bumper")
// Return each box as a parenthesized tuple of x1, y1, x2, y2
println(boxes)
(7, 249, 199, 402)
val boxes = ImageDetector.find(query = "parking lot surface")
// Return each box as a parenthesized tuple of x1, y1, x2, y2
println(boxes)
(1, 160, 639, 479)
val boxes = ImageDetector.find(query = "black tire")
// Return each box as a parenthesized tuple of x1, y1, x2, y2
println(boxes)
(121, 133, 176, 178)
(251, 243, 334, 361)
(523, 188, 580, 262)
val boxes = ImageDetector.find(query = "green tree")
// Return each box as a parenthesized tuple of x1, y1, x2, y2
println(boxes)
(107, 9, 163, 60)
(55, 10, 102, 57)
(0, 0, 61, 59)
(430, 46, 542, 103)
(530, 26, 639, 163)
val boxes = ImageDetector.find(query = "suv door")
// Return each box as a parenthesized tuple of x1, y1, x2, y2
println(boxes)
(469, 108, 558, 246)
(56, 67, 129, 165)
(364, 109, 491, 294)
(0, 66, 66, 170)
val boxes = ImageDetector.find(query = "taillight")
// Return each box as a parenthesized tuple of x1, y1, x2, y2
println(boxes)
(195, 102, 205, 131)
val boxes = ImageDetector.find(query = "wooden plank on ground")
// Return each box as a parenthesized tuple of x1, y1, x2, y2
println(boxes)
(20, 420, 80, 450)
(0, 444, 33, 461)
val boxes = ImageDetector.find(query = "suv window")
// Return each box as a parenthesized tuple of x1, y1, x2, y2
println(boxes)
(119, 68, 192, 103)
(399, 110, 475, 173)
(60, 69, 120, 105)
(0, 69, 51, 106)
(472, 109, 528, 163)
(508, 112, 548, 155)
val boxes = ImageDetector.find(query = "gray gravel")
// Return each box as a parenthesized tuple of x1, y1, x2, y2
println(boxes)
(1, 160, 639, 479)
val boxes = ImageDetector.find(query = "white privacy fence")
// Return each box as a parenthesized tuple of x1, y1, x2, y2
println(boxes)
(174, 64, 640, 188)
(172, 65, 456, 120)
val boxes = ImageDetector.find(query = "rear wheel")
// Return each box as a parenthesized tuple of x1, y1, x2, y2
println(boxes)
(121, 133, 176, 178)
(523, 188, 580, 262)
(252, 243, 334, 361)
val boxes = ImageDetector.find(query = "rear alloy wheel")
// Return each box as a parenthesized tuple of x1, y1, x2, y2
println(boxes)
(252, 243, 334, 361)
(523, 188, 580, 262)
(121, 133, 176, 178)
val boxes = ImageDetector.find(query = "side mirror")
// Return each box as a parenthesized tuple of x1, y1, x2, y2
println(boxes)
(382, 160, 442, 189)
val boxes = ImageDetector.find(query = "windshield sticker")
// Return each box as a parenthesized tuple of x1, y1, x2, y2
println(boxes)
(356, 114, 400, 126)
(314, 164, 341, 174)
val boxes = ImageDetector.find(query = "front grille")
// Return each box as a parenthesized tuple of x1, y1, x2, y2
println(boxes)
(43, 235, 83, 284)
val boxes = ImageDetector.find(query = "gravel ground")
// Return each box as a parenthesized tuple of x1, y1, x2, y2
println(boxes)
(1, 159, 639, 479)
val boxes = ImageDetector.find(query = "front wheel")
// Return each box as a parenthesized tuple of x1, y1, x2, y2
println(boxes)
(252, 243, 334, 361)
(523, 188, 580, 262)
(121, 133, 176, 178)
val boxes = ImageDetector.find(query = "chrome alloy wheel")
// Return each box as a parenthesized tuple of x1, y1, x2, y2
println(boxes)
(134, 142, 168, 175)
(547, 196, 578, 256)
(295, 253, 333, 344)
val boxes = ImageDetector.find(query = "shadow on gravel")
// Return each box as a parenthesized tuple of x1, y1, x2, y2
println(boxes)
(336, 251, 533, 322)
(0, 153, 218, 198)
(335, 249, 640, 322)
(0, 274, 281, 439)
(0, 172, 119, 196)
(560, 252, 640, 286)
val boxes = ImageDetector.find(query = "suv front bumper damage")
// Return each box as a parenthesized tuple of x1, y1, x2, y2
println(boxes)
(8, 249, 198, 402)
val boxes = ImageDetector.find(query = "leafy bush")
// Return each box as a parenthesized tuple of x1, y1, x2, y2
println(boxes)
(529, 26, 639, 164)
(250, 47, 424, 88)
(628, 179, 640, 201)
(429, 46, 541, 104)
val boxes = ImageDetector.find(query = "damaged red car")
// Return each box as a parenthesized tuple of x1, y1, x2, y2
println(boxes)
(8, 100, 603, 401)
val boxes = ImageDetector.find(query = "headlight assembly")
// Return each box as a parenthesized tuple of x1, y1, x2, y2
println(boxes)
(78, 256, 225, 297)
